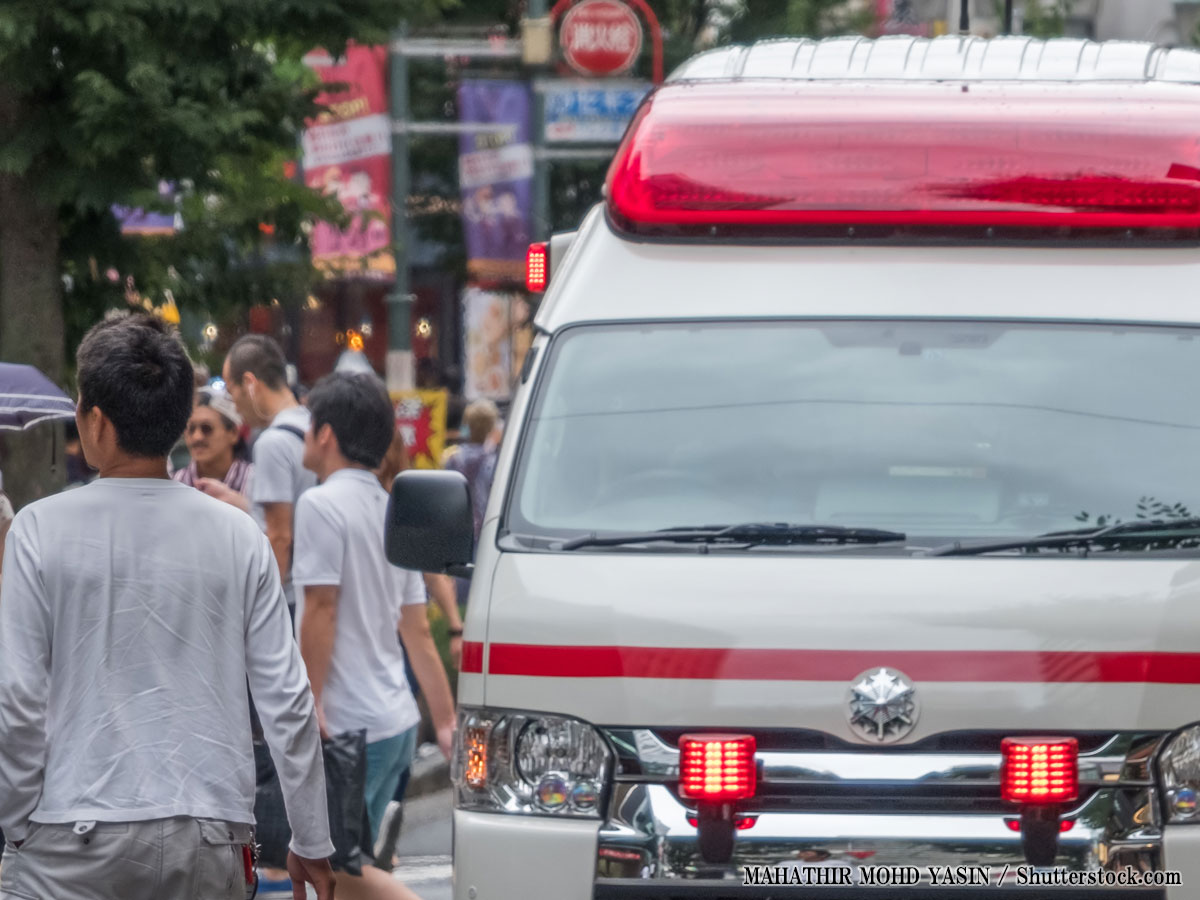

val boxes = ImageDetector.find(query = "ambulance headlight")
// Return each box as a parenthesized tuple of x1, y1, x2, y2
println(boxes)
(452, 706, 612, 818)
(1158, 725, 1200, 822)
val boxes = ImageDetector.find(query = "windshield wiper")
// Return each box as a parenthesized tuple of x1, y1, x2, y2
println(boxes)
(927, 518, 1200, 557)
(558, 522, 907, 551)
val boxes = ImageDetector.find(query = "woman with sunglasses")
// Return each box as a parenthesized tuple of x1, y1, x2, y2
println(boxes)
(173, 388, 253, 506)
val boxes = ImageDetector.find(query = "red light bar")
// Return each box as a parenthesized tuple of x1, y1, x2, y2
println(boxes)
(679, 734, 756, 802)
(606, 82, 1200, 233)
(526, 242, 548, 292)
(1001, 737, 1078, 804)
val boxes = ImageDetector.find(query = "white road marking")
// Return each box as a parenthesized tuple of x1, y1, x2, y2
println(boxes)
(392, 854, 453, 884)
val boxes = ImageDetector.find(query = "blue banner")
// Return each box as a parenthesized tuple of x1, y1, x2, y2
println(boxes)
(458, 80, 534, 284)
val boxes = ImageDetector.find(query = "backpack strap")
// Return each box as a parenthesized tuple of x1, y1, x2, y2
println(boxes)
(272, 424, 306, 441)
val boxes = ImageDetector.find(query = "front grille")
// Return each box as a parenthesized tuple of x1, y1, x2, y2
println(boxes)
(646, 727, 1120, 756)
(606, 727, 1160, 817)
(742, 783, 1089, 815)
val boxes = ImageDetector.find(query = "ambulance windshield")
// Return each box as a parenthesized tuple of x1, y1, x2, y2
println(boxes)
(508, 320, 1200, 546)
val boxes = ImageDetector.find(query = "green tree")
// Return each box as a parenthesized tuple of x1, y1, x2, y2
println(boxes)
(0, 1, 442, 504)
(1019, 0, 1068, 38)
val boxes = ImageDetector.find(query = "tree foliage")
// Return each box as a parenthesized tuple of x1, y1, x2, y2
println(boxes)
(0, 0, 450, 507)
(0, 0, 448, 369)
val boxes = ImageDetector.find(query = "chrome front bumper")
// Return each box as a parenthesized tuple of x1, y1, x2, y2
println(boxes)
(595, 729, 1166, 888)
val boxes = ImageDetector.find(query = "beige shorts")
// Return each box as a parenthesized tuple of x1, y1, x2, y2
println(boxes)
(0, 817, 254, 900)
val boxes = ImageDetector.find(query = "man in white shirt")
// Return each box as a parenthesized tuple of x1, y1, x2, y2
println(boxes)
(293, 372, 455, 897)
(221, 335, 318, 610)
(0, 314, 334, 899)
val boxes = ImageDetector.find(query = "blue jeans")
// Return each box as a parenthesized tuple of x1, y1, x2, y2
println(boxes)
(364, 726, 418, 846)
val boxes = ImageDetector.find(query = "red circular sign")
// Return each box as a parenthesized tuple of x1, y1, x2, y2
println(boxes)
(561, 0, 643, 77)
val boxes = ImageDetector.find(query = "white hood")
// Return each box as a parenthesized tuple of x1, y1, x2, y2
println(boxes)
(476, 552, 1200, 743)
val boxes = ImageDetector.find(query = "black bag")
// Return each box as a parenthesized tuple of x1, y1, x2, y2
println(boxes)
(253, 729, 372, 875)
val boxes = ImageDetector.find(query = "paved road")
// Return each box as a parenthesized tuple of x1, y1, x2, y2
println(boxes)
(260, 786, 454, 900)
(392, 786, 453, 900)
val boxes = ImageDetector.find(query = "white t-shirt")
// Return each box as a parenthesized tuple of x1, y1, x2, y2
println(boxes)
(292, 468, 424, 743)
(0, 478, 333, 858)
(251, 405, 318, 604)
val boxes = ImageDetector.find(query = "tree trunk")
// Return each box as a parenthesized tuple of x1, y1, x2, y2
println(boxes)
(0, 171, 68, 510)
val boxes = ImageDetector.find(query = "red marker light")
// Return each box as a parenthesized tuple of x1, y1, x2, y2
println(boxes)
(607, 82, 1200, 233)
(1001, 737, 1078, 804)
(688, 814, 757, 829)
(526, 243, 548, 292)
(679, 734, 757, 801)
(1005, 817, 1076, 833)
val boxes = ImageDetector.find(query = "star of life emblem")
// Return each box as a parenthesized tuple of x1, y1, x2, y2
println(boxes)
(846, 667, 919, 743)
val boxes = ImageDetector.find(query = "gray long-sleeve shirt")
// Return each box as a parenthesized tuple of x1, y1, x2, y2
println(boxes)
(0, 478, 333, 858)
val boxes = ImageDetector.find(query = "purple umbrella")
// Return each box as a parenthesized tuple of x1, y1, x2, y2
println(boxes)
(0, 363, 75, 431)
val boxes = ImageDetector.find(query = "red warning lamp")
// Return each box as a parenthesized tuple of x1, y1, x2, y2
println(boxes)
(606, 81, 1200, 234)
(526, 242, 549, 292)
(1001, 736, 1078, 868)
(679, 734, 757, 802)
(1005, 818, 1075, 833)
(1001, 737, 1078, 804)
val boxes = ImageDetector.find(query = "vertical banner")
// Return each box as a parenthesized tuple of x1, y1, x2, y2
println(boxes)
(393, 390, 448, 469)
(457, 81, 534, 284)
(302, 45, 395, 278)
(462, 286, 535, 402)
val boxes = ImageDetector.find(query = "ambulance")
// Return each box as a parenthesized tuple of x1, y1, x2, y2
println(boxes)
(388, 35, 1200, 899)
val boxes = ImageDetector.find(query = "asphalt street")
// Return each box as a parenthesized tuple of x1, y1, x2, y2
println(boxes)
(392, 786, 453, 900)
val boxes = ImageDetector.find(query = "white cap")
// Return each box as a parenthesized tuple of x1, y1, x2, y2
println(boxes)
(197, 387, 243, 428)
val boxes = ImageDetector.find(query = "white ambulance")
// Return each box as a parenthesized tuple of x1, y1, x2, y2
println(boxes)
(389, 35, 1200, 899)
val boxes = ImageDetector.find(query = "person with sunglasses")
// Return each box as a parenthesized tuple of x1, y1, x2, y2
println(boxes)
(173, 388, 253, 508)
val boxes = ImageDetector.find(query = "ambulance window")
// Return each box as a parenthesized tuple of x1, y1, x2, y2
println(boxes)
(508, 321, 1200, 546)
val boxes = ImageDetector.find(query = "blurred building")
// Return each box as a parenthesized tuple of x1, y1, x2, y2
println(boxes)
(905, 0, 1190, 43)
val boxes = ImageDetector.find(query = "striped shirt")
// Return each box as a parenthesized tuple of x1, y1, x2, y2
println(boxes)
(172, 458, 253, 495)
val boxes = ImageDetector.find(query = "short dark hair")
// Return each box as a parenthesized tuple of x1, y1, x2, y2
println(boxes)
(76, 314, 194, 457)
(226, 335, 288, 390)
(306, 372, 394, 469)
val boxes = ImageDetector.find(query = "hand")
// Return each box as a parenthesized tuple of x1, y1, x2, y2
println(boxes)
(437, 720, 455, 762)
(449, 634, 463, 669)
(287, 850, 335, 900)
(196, 477, 249, 512)
(315, 704, 331, 742)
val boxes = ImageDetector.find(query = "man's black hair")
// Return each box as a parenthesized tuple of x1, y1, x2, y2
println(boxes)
(226, 335, 288, 390)
(76, 314, 194, 458)
(306, 372, 395, 469)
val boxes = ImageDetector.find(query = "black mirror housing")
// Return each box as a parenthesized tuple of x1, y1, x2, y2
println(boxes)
(386, 470, 475, 575)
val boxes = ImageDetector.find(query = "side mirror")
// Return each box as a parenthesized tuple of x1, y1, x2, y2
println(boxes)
(386, 470, 475, 577)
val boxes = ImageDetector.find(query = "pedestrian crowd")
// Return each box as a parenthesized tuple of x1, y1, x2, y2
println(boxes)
(0, 314, 501, 900)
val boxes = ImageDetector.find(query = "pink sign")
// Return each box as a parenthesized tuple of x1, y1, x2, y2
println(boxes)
(302, 45, 394, 278)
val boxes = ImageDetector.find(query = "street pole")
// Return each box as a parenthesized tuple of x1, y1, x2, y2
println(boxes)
(387, 25, 415, 392)
(1003, 0, 1014, 34)
(530, 0, 552, 241)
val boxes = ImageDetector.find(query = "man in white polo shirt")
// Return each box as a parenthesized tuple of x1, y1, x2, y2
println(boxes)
(0, 314, 334, 899)
(293, 371, 454, 896)
(222, 335, 317, 612)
